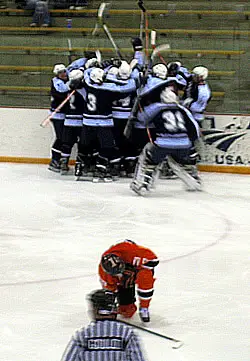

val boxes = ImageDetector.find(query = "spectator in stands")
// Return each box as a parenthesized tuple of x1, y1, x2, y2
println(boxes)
(28, 0, 51, 27)
(69, 0, 88, 10)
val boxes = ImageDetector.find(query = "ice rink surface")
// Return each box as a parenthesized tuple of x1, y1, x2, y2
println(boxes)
(0, 163, 249, 361)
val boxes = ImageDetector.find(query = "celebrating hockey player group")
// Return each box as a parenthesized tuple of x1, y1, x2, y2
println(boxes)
(46, 36, 211, 195)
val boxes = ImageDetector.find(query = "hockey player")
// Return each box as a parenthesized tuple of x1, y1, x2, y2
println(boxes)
(60, 69, 85, 175)
(182, 65, 211, 127)
(131, 66, 187, 178)
(99, 239, 159, 323)
(69, 65, 137, 182)
(130, 87, 201, 195)
(60, 289, 146, 361)
(110, 60, 139, 177)
(48, 64, 69, 172)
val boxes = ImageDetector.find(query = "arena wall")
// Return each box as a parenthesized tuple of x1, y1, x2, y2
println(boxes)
(0, 107, 249, 174)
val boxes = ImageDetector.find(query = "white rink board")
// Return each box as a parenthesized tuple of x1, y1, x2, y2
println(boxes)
(0, 107, 249, 168)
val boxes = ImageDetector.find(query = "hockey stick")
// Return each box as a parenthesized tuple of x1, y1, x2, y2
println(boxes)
(149, 42, 170, 68)
(98, 2, 123, 59)
(40, 90, 75, 128)
(139, 10, 144, 39)
(91, 21, 99, 36)
(95, 49, 102, 64)
(150, 30, 168, 64)
(119, 320, 184, 349)
(67, 38, 73, 64)
(138, 0, 149, 63)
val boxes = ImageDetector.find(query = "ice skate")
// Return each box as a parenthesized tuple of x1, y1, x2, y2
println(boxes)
(60, 157, 70, 175)
(75, 162, 92, 181)
(130, 180, 149, 196)
(139, 307, 150, 322)
(48, 160, 60, 173)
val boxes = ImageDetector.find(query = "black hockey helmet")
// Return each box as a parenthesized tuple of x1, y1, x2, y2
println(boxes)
(101, 253, 125, 276)
(167, 62, 181, 76)
(88, 289, 117, 315)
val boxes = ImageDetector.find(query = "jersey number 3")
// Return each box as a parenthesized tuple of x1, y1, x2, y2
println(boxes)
(87, 93, 97, 112)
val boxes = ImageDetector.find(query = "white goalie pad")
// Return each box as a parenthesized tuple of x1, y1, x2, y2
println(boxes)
(130, 150, 161, 196)
(167, 156, 202, 191)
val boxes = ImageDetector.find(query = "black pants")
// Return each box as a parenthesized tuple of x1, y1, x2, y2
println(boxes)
(117, 286, 136, 306)
(61, 126, 81, 157)
(113, 118, 138, 159)
(80, 125, 118, 161)
(51, 119, 65, 161)
(145, 142, 191, 165)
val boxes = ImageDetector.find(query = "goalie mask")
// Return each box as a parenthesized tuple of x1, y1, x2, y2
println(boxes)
(101, 254, 125, 275)
(88, 289, 117, 315)
(152, 63, 168, 80)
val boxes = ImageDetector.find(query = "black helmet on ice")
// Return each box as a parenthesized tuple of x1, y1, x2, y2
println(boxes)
(88, 289, 117, 315)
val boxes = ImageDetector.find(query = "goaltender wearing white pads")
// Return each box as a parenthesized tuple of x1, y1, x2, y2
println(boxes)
(130, 87, 202, 196)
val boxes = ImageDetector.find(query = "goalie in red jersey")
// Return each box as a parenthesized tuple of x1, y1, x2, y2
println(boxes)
(98, 239, 159, 322)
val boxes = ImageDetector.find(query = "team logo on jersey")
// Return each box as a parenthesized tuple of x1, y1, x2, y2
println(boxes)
(198, 116, 250, 166)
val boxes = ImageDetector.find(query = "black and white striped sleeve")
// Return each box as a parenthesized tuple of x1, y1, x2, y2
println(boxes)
(60, 331, 84, 361)
(125, 330, 146, 361)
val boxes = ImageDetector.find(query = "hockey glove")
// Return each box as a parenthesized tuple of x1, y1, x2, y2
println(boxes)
(111, 58, 122, 68)
(132, 37, 143, 51)
(68, 78, 83, 90)
(101, 59, 112, 69)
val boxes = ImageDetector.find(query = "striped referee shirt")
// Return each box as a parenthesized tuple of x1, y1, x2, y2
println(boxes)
(61, 319, 146, 361)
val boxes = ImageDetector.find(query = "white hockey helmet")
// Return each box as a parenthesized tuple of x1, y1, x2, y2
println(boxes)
(152, 63, 168, 79)
(85, 57, 99, 69)
(53, 64, 67, 75)
(108, 66, 119, 76)
(68, 69, 84, 81)
(192, 66, 208, 80)
(90, 67, 105, 84)
(118, 61, 132, 80)
(160, 87, 178, 104)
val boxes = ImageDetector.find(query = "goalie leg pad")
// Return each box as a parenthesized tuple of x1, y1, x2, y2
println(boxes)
(168, 156, 202, 191)
(130, 145, 160, 195)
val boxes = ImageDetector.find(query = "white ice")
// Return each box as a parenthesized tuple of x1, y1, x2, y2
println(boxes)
(0, 163, 249, 361)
